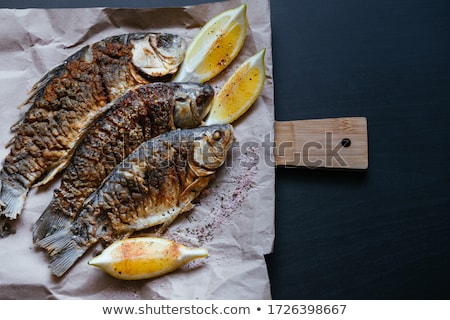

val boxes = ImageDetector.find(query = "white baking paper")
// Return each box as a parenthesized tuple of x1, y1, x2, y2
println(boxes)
(0, 0, 274, 299)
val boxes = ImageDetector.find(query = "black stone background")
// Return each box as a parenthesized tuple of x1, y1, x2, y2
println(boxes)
(1, 0, 449, 299)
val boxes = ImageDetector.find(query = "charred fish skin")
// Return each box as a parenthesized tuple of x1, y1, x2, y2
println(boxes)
(32, 82, 214, 243)
(0, 33, 185, 233)
(36, 124, 234, 277)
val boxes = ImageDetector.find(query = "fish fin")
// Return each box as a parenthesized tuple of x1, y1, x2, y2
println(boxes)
(20, 67, 62, 109)
(188, 160, 216, 177)
(5, 120, 22, 148)
(49, 241, 87, 277)
(17, 90, 40, 109)
(32, 57, 74, 99)
(180, 176, 212, 200)
(155, 178, 210, 235)
(0, 179, 28, 220)
(16, 99, 30, 110)
(19, 46, 92, 110)
(10, 117, 24, 132)
(32, 199, 71, 243)
(33, 157, 71, 188)
(5, 136, 16, 149)
(36, 228, 89, 277)
(155, 203, 195, 236)
(36, 228, 73, 255)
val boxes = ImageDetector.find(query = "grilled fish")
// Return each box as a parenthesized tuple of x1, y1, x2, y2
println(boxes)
(0, 33, 185, 236)
(32, 82, 214, 243)
(37, 124, 234, 276)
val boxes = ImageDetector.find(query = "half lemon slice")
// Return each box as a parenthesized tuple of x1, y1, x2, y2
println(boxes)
(205, 48, 266, 125)
(173, 4, 247, 83)
(89, 237, 208, 280)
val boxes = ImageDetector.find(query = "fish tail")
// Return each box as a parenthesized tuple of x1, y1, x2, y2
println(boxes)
(32, 199, 71, 243)
(36, 227, 90, 277)
(0, 179, 28, 237)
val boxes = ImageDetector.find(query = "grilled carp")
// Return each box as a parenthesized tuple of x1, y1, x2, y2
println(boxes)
(32, 82, 214, 243)
(0, 33, 185, 236)
(37, 124, 234, 277)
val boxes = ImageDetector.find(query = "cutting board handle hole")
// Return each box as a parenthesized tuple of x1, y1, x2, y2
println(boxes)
(341, 138, 352, 148)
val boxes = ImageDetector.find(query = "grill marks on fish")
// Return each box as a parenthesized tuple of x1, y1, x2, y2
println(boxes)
(36, 124, 234, 276)
(32, 82, 214, 243)
(8, 54, 107, 184)
(0, 33, 185, 232)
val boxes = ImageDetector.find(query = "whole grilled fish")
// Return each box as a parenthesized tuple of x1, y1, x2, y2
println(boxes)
(32, 82, 214, 243)
(37, 124, 234, 276)
(0, 33, 185, 236)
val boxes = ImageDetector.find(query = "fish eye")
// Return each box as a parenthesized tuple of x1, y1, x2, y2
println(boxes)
(213, 130, 222, 141)
(156, 34, 173, 48)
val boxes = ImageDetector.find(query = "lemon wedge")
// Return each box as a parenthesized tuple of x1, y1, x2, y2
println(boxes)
(88, 237, 208, 280)
(173, 4, 247, 83)
(205, 48, 266, 125)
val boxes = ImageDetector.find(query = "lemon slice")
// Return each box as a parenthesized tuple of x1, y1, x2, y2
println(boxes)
(205, 48, 266, 125)
(88, 237, 208, 280)
(173, 4, 247, 83)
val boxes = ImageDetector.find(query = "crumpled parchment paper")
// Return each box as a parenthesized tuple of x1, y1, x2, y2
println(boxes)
(0, 0, 274, 299)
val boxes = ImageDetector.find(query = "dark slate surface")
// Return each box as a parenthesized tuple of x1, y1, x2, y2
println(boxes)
(1, 0, 449, 299)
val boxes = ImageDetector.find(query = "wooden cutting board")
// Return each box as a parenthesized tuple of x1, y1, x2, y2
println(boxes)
(274, 117, 368, 170)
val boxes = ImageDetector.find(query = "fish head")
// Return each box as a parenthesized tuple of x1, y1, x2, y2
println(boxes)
(173, 83, 214, 129)
(131, 33, 186, 79)
(190, 124, 235, 176)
